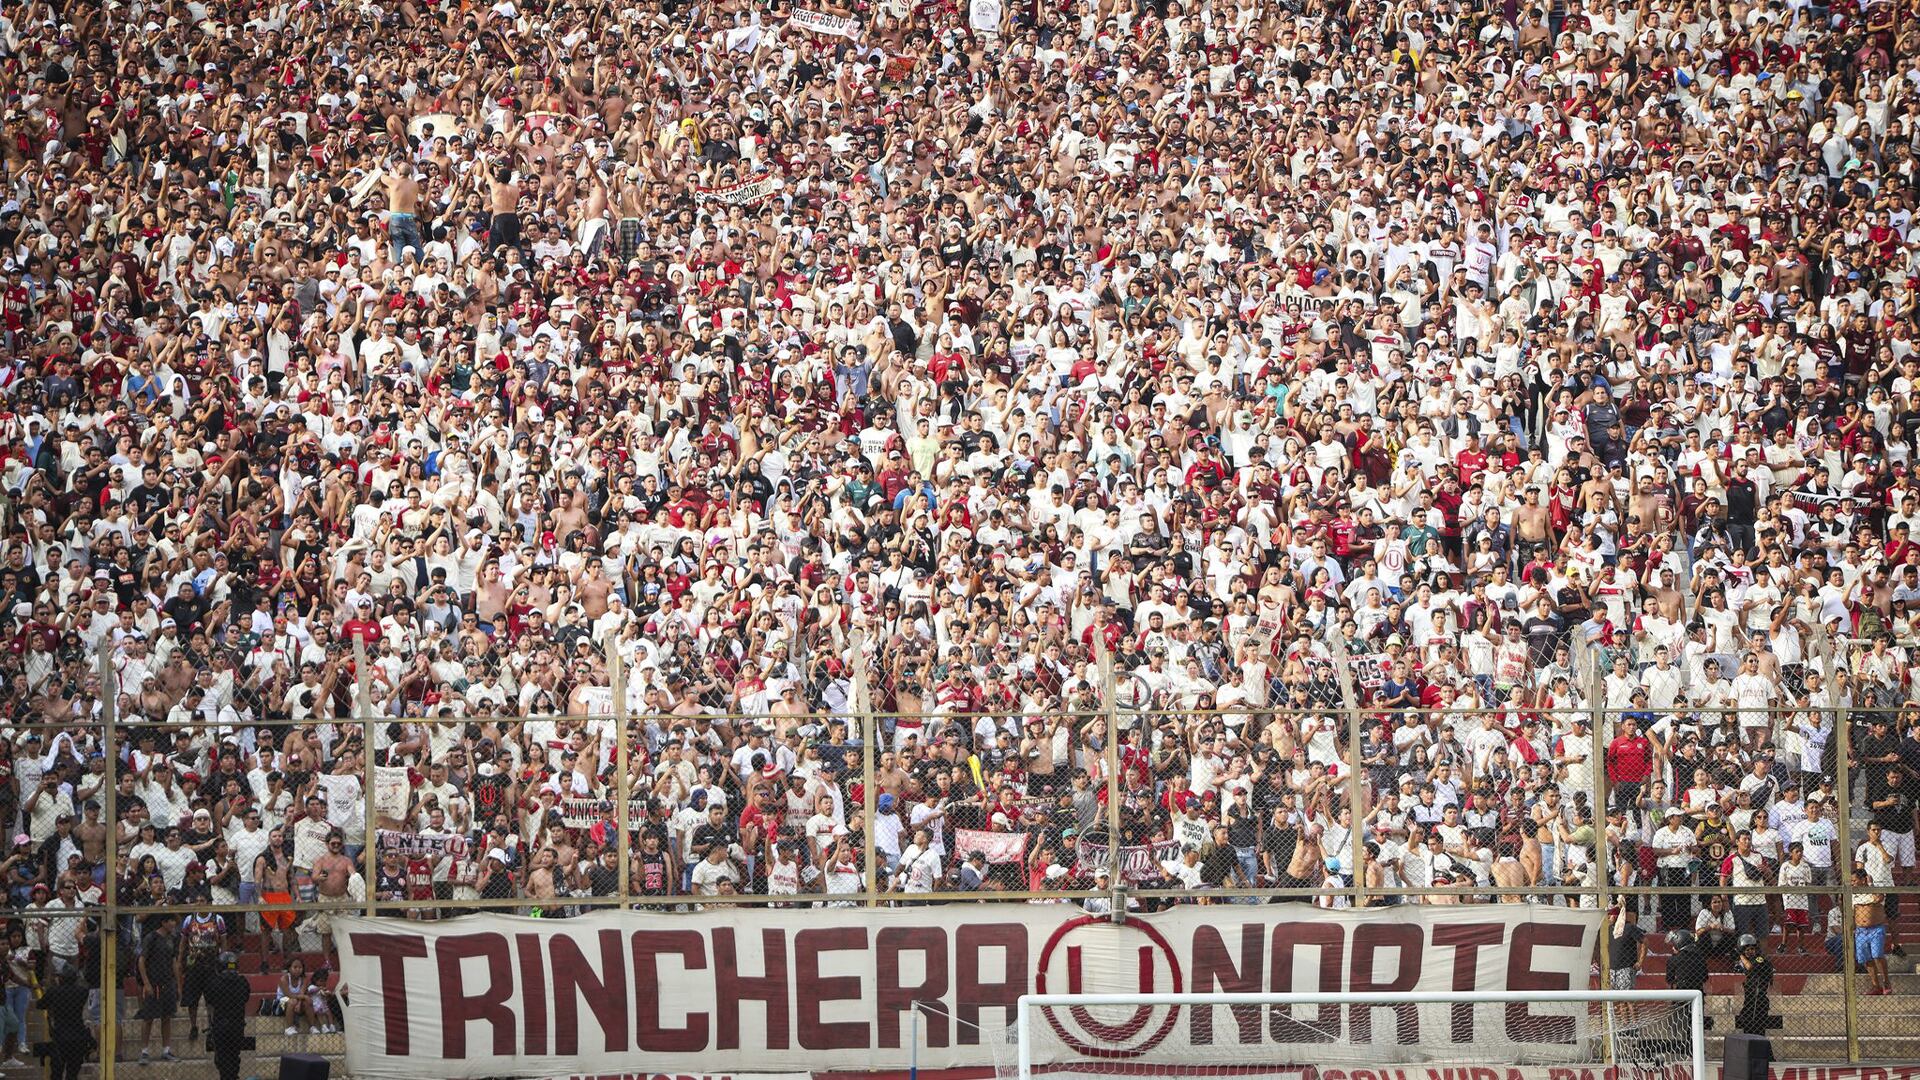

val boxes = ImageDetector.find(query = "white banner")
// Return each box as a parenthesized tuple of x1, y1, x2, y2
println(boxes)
(1245, 602, 1286, 655)
(374, 766, 411, 821)
(968, 0, 1002, 35)
(557, 797, 649, 828)
(334, 906, 1600, 1079)
(377, 829, 469, 858)
(954, 828, 1026, 864)
(1077, 837, 1184, 881)
(789, 8, 861, 37)
(697, 171, 780, 205)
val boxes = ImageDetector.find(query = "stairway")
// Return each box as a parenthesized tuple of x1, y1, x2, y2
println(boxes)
(1630, 906, 1920, 1063)
(0, 948, 347, 1079)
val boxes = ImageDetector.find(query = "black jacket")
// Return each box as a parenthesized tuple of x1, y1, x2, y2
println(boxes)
(205, 969, 254, 1033)
(1666, 945, 1709, 991)
(39, 983, 91, 1046)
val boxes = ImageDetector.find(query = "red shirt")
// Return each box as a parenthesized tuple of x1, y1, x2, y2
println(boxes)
(1081, 620, 1125, 655)
(1606, 734, 1654, 784)
(1455, 449, 1489, 487)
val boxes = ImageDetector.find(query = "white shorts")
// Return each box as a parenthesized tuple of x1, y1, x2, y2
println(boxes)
(1885, 829, 1916, 868)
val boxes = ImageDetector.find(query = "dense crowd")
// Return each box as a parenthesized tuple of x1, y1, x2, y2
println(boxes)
(2, 0, 1920, 1059)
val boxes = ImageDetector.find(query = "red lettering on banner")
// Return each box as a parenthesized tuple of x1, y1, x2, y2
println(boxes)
(553, 929, 629, 1054)
(876, 928, 949, 1048)
(796, 928, 868, 1050)
(1191, 924, 1264, 1045)
(1349, 924, 1422, 1042)
(1504, 923, 1580, 1043)
(1432, 924, 1504, 1042)
(439, 933, 517, 1058)
(1269, 923, 1343, 1043)
(349, 932, 427, 1055)
(333, 907, 1608, 1077)
(955, 924, 1025, 1046)
(518, 934, 549, 1055)
(632, 930, 709, 1052)
(712, 928, 791, 1050)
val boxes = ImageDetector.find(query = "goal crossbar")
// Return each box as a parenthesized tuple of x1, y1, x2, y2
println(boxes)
(1014, 991, 1707, 1080)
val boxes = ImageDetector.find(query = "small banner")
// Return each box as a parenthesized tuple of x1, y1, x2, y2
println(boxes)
(884, 55, 916, 82)
(1075, 838, 1184, 882)
(1243, 601, 1285, 654)
(968, 0, 1002, 35)
(1172, 816, 1210, 852)
(373, 766, 411, 821)
(698, 170, 780, 206)
(377, 829, 469, 858)
(557, 797, 649, 827)
(954, 828, 1027, 864)
(789, 8, 861, 36)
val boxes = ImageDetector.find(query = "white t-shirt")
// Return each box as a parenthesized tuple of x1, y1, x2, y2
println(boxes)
(690, 856, 740, 895)
(1652, 824, 1696, 869)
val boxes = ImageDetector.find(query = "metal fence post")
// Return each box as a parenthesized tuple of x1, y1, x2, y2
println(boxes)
(1588, 661, 1614, 1061)
(355, 639, 377, 917)
(1327, 632, 1364, 908)
(100, 639, 118, 1080)
(1096, 635, 1121, 893)
(1835, 672, 1859, 1062)
(851, 629, 876, 906)
(610, 638, 631, 908)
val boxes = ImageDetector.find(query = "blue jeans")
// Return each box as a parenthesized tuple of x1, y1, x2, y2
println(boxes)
(1472, 674, 1496, 707)
(1233, 846, 1262, 904)
(389, 212, 424, 262)
(4, 984, 29, 1041)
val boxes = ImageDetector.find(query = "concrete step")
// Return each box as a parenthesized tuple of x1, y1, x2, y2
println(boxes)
(1707, 1034, 1920, 1060)
(1780, 971, 1920, 992)
(1704, 999, 1912, 1037)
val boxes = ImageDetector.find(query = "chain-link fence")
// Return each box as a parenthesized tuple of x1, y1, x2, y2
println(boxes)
(0, 633, 1914, 1079)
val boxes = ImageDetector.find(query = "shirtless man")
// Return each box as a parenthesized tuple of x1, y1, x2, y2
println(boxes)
(615, 171, 647, 261)
(549, 832, 580, 885)
(76, 801, 106, 883)
(312, 833, 357, 901)
(577, 557, 613, 619)
(873, 751, 910, 802)
(1513, 487, 1553, 563)
(1628, 474, 1673, 538)
(1284, 822, 1324, 890)
(1649, 565, 1687, 621)
(552, 489, 589, 541)
(1491, 839, 1530, 902)
(381, 160, 423, 262)
(525, 847, 560, 912)
(489, 165, 523, 252)
(254, 829, 295, 957)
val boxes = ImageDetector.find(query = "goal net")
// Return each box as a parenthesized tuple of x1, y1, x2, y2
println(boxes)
(1002, 992, 1705, 1080)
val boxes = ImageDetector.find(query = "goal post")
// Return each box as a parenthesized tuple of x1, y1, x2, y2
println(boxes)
(1010, 991, 1707, 1080)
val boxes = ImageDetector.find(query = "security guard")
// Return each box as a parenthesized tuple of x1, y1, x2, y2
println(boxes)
(38, 961, 91, 1080)
(205, 951, 255, 1080)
